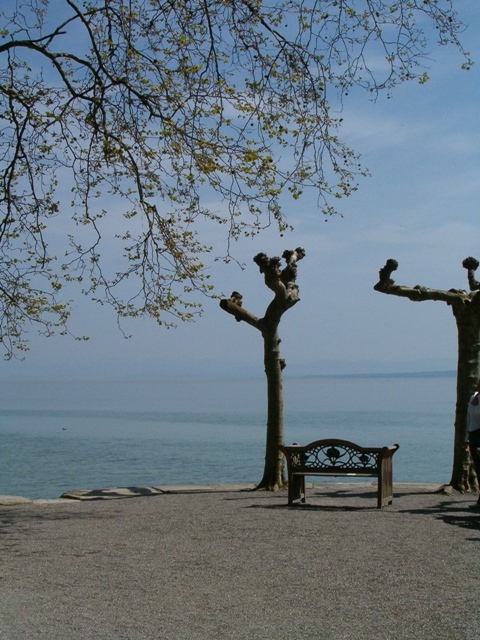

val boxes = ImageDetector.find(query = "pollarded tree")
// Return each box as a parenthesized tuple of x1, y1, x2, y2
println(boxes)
(374, 257, 480, 493)
(220, 247, 305, 490)
(0, 1, 472, 358)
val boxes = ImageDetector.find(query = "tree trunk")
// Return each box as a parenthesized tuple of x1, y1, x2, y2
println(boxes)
(257, 328, 286, 490)
(450, 312, 480, 491)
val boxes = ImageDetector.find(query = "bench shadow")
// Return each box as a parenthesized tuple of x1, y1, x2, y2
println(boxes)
(246, 503, 376, 512)
(244, 486, 383, 510)
(240, 490, 480, 537)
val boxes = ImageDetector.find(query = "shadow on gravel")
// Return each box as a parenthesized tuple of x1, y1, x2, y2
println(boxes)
(311, 489, 379, 501)
(394, 500, 480, 539)
(0, 507, 120, 546)
(61, 486, 163, 500)
(246, 503, 375, 512)
(441, 514, 480, 540)
(243, 495, 480, 529)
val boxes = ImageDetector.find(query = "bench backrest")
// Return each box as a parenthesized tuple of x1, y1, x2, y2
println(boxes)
(280, 439, 399, 473)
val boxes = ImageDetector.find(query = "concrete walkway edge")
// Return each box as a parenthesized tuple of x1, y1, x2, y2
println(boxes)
(0, 481, 447, 505)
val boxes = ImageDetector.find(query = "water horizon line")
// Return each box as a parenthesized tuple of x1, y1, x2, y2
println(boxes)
(0, 369, 458, 384)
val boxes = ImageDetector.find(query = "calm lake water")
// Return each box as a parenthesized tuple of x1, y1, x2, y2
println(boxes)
(0, 374, 457, 499)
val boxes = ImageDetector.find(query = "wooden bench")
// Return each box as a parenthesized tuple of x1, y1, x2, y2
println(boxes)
(279, 439, 399, 508)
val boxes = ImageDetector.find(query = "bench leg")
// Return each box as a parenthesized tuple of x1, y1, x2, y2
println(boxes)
(288, 474, 305, 505)
(378, 457, 394, 508)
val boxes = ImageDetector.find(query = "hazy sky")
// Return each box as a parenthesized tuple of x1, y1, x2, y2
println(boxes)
(2, 3, 479, 381)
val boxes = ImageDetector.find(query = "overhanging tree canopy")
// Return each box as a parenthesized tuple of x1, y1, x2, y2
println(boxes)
(0, 0, 471, 357)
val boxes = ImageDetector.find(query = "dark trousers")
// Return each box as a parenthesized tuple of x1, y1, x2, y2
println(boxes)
(468, 429, 480, 496)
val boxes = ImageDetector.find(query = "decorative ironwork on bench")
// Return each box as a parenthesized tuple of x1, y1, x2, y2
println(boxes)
(291, 443, 378, 471)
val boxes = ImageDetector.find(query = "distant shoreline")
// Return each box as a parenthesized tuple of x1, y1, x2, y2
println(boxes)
(300, 370, 456, 380)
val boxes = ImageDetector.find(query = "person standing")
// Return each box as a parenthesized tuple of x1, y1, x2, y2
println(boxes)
(465, 379, 480, 509)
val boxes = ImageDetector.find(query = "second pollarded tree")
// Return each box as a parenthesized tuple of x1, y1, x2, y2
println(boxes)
(220, 248, 305, 490)
(374, 256, 480, 493)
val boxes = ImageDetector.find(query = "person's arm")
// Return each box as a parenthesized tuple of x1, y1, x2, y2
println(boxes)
(465, 396, 474, 448)
(465, 393, 480, 447)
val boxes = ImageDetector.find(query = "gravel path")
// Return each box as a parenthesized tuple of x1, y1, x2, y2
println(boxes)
(1, 483, 479, 639)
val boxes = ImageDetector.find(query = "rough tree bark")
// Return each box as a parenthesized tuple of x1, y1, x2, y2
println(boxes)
(220, 248, 305, 490)
(374, 257, 480, 493)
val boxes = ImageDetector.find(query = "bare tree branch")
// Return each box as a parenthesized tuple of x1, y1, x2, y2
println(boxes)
(374, 258, 471, 306)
